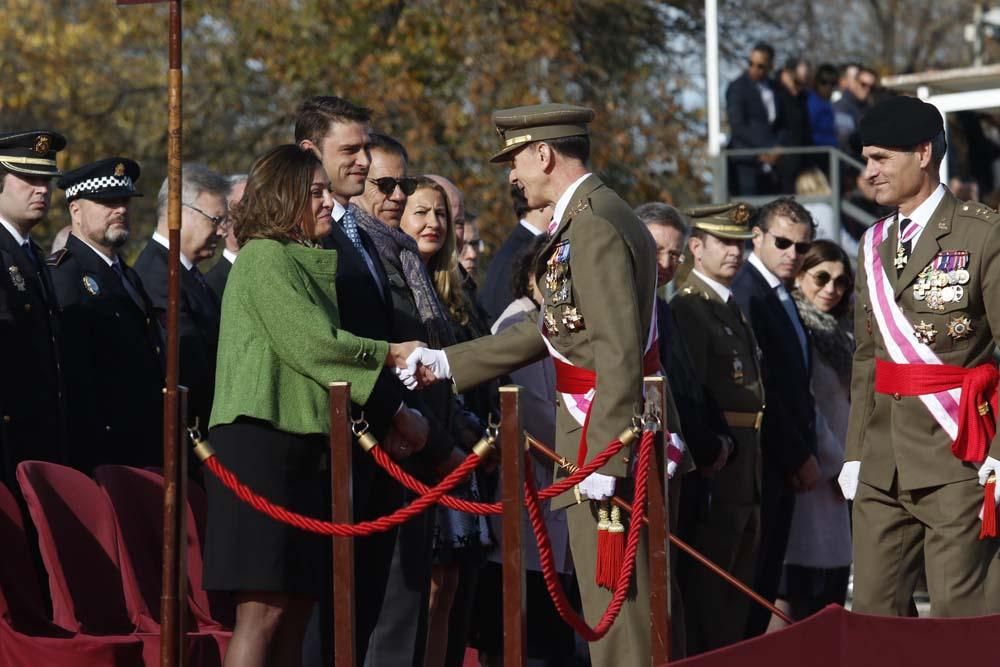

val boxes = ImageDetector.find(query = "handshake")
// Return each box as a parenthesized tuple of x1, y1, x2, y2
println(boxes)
(388, 341, 452, 390)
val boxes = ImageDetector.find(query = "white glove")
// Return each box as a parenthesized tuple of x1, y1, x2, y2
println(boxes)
(978, 456, 1000, 505)
(838, 461, 861, 500)
(577, 472, 616, 501)
(397, 348, 452, 390)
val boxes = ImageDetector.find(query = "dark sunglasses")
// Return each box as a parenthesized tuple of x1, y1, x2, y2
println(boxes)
(766, 231, 811, 255)
(807, 270, 851, 291)
(369, 177, 417, 196)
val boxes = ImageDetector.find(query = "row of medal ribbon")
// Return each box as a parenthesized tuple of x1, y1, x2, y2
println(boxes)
(913, 251, 970, 311)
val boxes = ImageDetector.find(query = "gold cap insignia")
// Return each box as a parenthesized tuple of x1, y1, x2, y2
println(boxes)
(114, 163, 125, 177)
(729, 203, 750, 224)
(33, 135, 51, 155)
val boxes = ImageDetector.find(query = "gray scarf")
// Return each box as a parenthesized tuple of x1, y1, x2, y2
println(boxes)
(793, 288, 854, 391)
(349, 205, 456, 348)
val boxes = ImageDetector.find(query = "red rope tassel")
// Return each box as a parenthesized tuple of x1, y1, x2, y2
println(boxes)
(595, 503, 612, 589)
(605, 504, 625, 589)
(981, 474, 998, 540)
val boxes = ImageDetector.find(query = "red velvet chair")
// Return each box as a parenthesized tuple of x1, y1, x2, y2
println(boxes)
(16, 461, 222, 666)
(0, 479, 145, 666)
(95, 465, 234, 635)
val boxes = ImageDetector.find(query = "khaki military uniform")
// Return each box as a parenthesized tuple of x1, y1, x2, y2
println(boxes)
(447, 173, 658, 667)
(847, 191, 1000, 616)
(673, 270, 765, 650)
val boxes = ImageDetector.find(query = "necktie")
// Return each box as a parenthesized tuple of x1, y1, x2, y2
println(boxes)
(776, 285, 809, 367)
(112, 260, 145, 311)
(340, 206, 367, 256)
(190, 266, 220, 310)
(21, 241, 38, 270)
(896, 217, 917, 274)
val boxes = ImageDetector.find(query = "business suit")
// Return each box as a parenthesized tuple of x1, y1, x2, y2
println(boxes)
(673, 273, 765, 651)
(732, 256, 814, 637)
(134, 239, 220, 433)
(47, 235, 164, 473)
(726, 72, 783, 196)
(204, 254, 232, 301)
(446, 174, 658, 667)
(479, 221, 538, 324)
(0, 225, 66, 490)
(847, 191, 1000, 616)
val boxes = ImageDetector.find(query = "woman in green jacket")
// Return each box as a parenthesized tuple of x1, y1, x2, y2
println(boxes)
(202, 144, 415, 667)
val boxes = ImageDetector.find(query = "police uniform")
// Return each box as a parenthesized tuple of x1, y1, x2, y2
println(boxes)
(671, 203, 765, 651)
(443, 104, 659, 667)
(47, 158, 165, 473)
(846, 96, 1000, 617)
(0, 130, 68, 490)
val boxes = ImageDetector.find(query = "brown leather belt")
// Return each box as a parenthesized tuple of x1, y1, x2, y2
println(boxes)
(724, 410, 763, 431)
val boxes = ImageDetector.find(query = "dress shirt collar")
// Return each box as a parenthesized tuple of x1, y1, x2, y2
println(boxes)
(75, 234, 116, 267)
(223, 248, 238, 265)
(519, 218, 544, 236)
(152, 231, 194, 270)
(0, 218, 29, 247)
(551, 172, 592, 229)
(692, 269, 732, 302)
(748, 251, 783, 290)
(333, 199, 347, 223)
(897, 182, 946, 233)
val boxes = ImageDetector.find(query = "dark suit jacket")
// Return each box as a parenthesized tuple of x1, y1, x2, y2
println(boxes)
(479, 222, 538, 325)
(0, 226, 66, 488)
(204, 255, 232, 302)
(133, 240, 220, 433)
(48, 235, 164, 472)
(732, 260, 815, 477)
(726, 72, 784, 152)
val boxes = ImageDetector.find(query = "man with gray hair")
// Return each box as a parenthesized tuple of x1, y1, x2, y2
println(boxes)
(205, 173, 247, 300)
(135, 162, 230, 431)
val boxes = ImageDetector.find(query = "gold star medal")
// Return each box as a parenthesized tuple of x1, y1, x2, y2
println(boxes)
(947, 315, 972, 341)
(8, 266, 26, 292)
(562, 306, 585, 332)
(913, 320, 937, 345)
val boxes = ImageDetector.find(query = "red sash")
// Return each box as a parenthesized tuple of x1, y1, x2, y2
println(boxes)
(553, 346, 661, 465)
(874, 358, 999, 463)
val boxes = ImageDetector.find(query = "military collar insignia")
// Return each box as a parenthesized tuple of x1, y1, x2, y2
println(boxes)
(82, 275, 101, 296)
(566, 198, 590, 219)
(8, 265, 26, 292)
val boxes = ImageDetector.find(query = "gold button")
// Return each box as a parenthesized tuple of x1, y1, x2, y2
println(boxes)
(2, 415, 10, 423)
(893, 393, 901, 401)
(24, 304, 31, 312)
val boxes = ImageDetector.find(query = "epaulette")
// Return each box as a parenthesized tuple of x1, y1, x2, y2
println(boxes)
(956, 201, 1000, 224)
(46, 247, 69, 267)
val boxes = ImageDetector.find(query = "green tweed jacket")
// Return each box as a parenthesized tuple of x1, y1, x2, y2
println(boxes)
(209, 239, 389, 435)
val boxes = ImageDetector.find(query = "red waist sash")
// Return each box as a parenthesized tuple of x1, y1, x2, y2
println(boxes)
(552, 346, 661, 465)
(874, 358, 999, 463)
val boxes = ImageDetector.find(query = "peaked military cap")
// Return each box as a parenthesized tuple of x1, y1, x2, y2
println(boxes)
(58, 157, 142, 203)
(0, 130, 67, 177)
(490, 103, 595, 162)
(684, 202, 755, 239)
(860, 95, 943, 149)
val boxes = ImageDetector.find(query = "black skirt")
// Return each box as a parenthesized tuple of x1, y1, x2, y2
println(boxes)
(202, 418, 329, 597)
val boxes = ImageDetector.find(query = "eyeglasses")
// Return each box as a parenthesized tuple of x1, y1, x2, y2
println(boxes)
(368, 177, 418, 196)
(184, 203, 228, 229)
(766, 231, 811, 255)
(663, 250, 685, 264)
(807, 270, 851, 291)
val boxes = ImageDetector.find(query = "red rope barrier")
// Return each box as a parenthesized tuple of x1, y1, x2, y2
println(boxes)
(524, 430, 654, 641)
(367, 434, 629, 515)
(201, 449, 480, 536)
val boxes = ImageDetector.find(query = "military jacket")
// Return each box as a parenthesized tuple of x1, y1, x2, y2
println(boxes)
(673, 271, 765, 504)
(846, 191, 1000, 491)
(0, 225, 66, 487)
(447, 175, 659, 500)
(48, 234, 165, 472)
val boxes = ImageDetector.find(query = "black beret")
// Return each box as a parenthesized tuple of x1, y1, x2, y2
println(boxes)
(0, 130, 67, 177)
(58, 157, 142, 203)
(860, 95, 943, 149)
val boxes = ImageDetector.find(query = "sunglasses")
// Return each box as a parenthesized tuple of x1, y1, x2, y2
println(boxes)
(808, 270, 851, 291)
(368, 177, 417, 196)
(766, 231, 811, 255)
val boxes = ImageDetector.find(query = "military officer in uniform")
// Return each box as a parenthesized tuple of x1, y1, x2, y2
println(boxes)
(841, 95, 1000, 617)
(400, 104, 660, 667)
(48, 158, 165, 473)
(672, 203, 765, 651)
(0, 130, 68, 490)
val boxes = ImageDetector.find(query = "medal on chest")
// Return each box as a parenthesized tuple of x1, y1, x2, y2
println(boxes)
(732, 354, 744, 384)
(8, 265, 26, 292)
(913, 320, 937, 345)
(544, 240, 571, 299)
(914, 251, 969, 310)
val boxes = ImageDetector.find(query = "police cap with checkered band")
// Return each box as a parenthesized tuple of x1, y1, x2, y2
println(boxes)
(0, 130, 67, 177)
(58, 157, 143, 203)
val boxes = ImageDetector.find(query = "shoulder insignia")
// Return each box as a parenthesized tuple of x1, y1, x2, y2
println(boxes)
(566, 198, 591, 219)
(46, 247, 69, 267)
(958, 200, 1000, 224)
